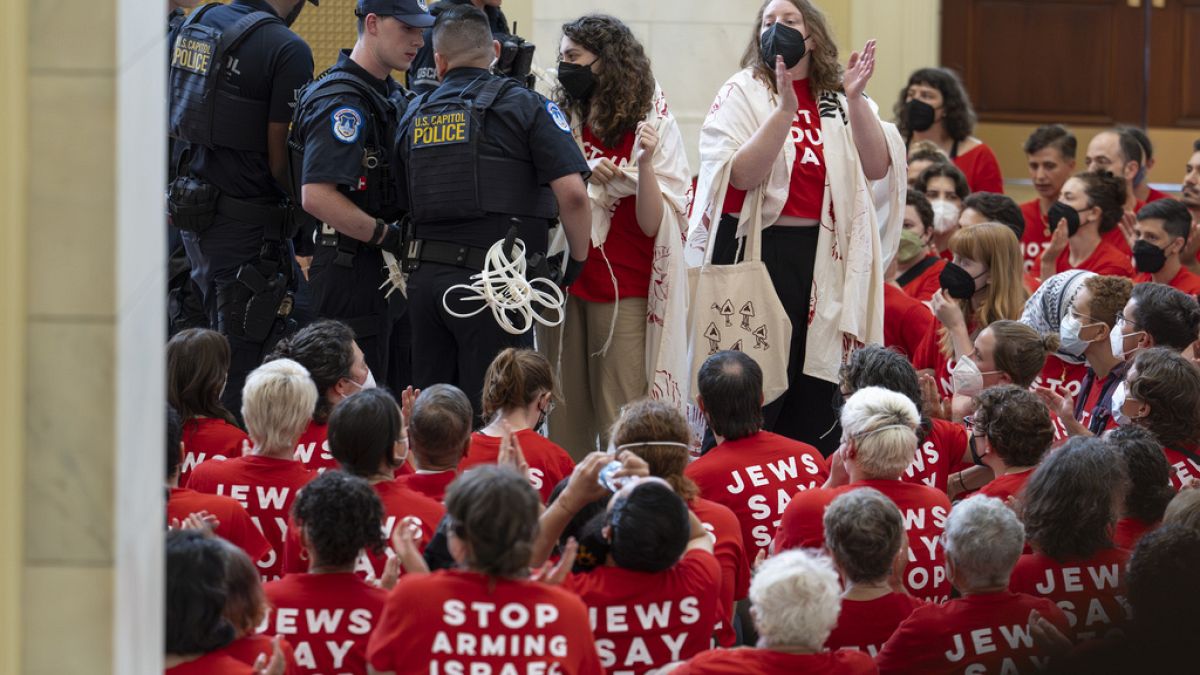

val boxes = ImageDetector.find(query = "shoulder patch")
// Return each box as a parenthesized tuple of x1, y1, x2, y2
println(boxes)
(331, 106, 363, 144)
(545, 101, 571, 133)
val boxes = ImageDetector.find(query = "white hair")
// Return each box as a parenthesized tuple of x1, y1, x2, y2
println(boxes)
(749, 549, 842, 651)
(242, 358, 318, 453)
(943, 495, 1025, 591)
(840, 386, 920, 479)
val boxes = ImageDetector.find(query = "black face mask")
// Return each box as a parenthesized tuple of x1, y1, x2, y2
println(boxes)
(969, 435, 985, 466)
(1047, 202, 1084, 238)
(905, 99, 937, 132)
(940, 262, 984, 300)
(759, 22, 808, 69)
(282, 0, 305, 27)
(557, 60, 598, 101)
(1132, 239, 1169, 274)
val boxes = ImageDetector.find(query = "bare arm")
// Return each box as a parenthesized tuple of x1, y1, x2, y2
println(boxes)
(729, 56, 796, 191)
(301, 183, 379, 243)
(843, 41, 890, 181)
(550, 173, 592, 262)
(634, 122, 665, 237)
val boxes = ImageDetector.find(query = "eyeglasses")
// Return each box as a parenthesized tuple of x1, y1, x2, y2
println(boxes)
(1115, 314, 1140, 331)
(962, 415, 985, 438)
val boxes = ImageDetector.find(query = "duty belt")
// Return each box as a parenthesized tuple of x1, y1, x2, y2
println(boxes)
(216, 194, 291, 230)
(405, 238, 490, 272)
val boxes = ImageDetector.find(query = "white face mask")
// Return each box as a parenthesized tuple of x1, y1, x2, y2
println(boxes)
(931, 200, 962, 234)
(346, 368, 377, 391)
(1109, 319, 1142, 362)
(1059, 312, 1094, 358)
(951, 355, 999, 398)
(1110, 381, 1132, 426)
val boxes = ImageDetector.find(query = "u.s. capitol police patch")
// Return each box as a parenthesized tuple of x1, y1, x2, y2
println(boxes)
(546, 101, 571, 133)
(331, 107, 363, 144)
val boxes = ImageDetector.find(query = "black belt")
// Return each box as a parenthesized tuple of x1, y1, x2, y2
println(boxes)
(216, 194, 289, 229)
(406, 239, 490, 271)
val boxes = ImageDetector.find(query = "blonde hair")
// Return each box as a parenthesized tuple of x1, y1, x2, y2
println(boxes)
(750, 549, 842, 650)
(940, 223, 1029, 358)
(840, 386, 920, 479)
(741, 0, 843, 95)
(241, 358, 318, 453)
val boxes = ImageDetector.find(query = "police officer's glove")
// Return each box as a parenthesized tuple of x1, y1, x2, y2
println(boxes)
(371, 218, 404, 257)
(561, 256, 586, 287)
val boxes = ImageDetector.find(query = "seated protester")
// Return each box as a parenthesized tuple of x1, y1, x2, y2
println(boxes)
(945, 320, 1060, 428)
(777, 387, 952, 602)
(1085, 129, 1147, 248)
(1113, 281, 1200, 364)
(837, 344, 968, 493)
(368, 465, 604, 675)
(958, 191, 1041, 292)
(556, 478, 721, 673)
(684, 351, 829, 560)
(913, 222, 1027, 398)
(1052, 524, 1200, 673)
(281, 389, 445, 581)
(895, 188, 946, 303)
(1019, 270, 1093, 406)
(396, 384, 474, 502)
(165, 529, 258, 675)
(1009, 438, 1131, 641)
(1117, 347, 1200, 489)
(823, 489, 924, 658)
(168, 328, 250, 486)
(462, 348, 575, 499)
(884, 204, 936, 357)
(1041, 172, 1134, 281)
(874, 496, 1071, 674)
(906, 140, 949, 186)
(1132, 199, 1200, 293)
(545, 477, 612, 573)
(670, 549, 875, 675)
(218, 539, 300, 674)
(610, 398, 749, 648)
(167, 406, 271, 566)
(189, 359, 318, 581)
(1122, 126, 1169, 204)
(265, 320, 374, 473)
(914, 161, 971, 260)
(262, 472, 387, 675)
(954, 386, 1054, 501)
(1107, 425, 1173, 550)
(1019, 125, 1078, 275)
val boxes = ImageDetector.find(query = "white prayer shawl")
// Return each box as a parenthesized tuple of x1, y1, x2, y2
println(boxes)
(686, 67, 906, 384)
(563, 84, 694, 410)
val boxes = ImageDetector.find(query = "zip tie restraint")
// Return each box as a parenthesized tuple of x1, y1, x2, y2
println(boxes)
(442, 237, 565, 335)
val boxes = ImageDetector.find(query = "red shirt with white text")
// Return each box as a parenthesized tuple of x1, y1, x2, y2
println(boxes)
(261, 572, 386, 675)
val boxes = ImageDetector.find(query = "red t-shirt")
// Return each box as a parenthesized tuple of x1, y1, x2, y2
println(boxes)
(571, 127, 655, 303)
(1105, 220, 1134, 255)
(261, 572, 386, 675)
(396, 470, 457, 503)
(899, 257, 945, 304)
(367, 569, 604, 675)
(1164, 445, 1200, 490)
(187, 455, 314, 581)
(179, 417, 249, 488)
(825, 592, 926, 658)
(884, 283, 934, 360)
(1055, 240, 1134, 277)
(977, 470, 1034, 503)
(223, 634, 299, 675)
(685, 431, 829, 558)
(689, 497, 750, 648)
(1113, 517, 1156, 551)
(1134, 266, 1200, 295)
(1020, 200, 1053, 275)
(874, 591, 1071, 674)
(674, 647, 876, 675)
(460, 429, 576, 503)
(1034, 354, 1089, 402)
(912, 320, 971, 400)
(1009, 547, 1130, 641)
(953, 143, 1004, 194)
(901, 418, 967, 493)
(166, 650, 255, 675)
(1145, 186, 1171, 203)
(564, 549, 721, 673)
(293, 420, 338, 474)
(167, 487, 272, 564)
(1076, 366, 1122, 433)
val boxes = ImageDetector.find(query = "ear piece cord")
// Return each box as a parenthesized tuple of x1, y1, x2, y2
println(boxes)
(442, 237, 566, 335)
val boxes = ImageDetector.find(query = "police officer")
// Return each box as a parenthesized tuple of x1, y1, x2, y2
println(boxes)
(290, 0, 432, 390)
(407, 0, 516, 95)
(167, 0, 317, 415)
(396, 4, 591, 419)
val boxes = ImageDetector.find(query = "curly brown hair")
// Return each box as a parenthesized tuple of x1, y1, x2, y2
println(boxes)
(1082, 275, 1133, 329)
(972, 385, 1053, 468)
(611, 398, 699, 501)
(740, 0, 843, 95)
(1129, 348, 1200, 449)
(893, 67, 977, 141)
(553, 14, 655, 149)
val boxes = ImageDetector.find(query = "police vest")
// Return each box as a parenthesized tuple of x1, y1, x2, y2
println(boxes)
(168, 3, 282, 152)
(399, 77, 558, 226)
(287, 68, 404, 231)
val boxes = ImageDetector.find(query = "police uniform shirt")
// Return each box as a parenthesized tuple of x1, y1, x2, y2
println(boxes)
(174, 0, 314, 200)
(406, 0, 509, 95)
(298, 49, 404, 212)
(402, 67, 589, 252)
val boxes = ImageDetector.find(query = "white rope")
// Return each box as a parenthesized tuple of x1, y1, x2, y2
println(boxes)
(442, 237, 566, 335)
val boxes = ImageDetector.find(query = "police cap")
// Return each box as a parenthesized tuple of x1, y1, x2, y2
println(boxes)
(355, 0, 435, 27)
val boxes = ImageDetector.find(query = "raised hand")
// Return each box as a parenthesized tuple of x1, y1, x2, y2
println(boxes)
(843, 39, 877, 99)
(774, 55, 799, 112)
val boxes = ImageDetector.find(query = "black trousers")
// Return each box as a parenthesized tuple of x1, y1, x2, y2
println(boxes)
(711, 215, 841, 456)
(407, 261, 533, 422)
(308, 245, 394, 381)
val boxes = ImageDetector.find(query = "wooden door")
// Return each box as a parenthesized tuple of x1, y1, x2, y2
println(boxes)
(1147, 0, 1200, 127)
